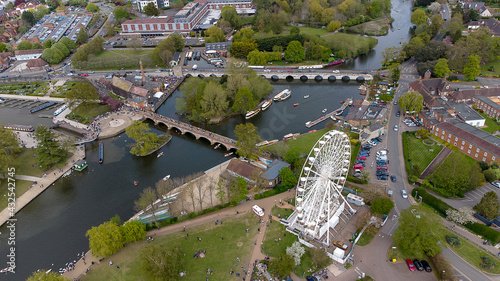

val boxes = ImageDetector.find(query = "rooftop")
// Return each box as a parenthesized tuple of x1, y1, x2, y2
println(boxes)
(452, 103, 485, 121)
(261, 160, 290, 180)
(475, 95, 500, 110)
(439, 119, 500, 156)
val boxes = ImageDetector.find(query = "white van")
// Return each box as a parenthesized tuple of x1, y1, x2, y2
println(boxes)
(252, 205, 264, 217)
(376, 150, 387, 156)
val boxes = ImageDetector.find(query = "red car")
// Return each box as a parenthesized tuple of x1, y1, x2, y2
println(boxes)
(377, 166, 388, 170)
(406, 259, 416, 271)
(81, 73, 88, 77)
(357, 156, 367, 160)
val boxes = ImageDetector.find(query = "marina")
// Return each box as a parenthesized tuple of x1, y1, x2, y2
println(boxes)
(305, 98, 352, 128)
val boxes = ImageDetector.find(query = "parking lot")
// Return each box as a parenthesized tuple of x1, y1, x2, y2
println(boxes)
(353, 135, 393, 184)
(441, 182, 500, 210)
(22, 11, 92, 43)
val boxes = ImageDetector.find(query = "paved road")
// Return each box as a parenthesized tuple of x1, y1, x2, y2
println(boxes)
(439, 182, 500, 210)
(442, 246, 499, 281)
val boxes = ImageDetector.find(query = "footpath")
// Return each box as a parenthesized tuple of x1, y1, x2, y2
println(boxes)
(64, 190, 306, 281)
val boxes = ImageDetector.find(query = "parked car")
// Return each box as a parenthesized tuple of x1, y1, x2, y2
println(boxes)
(391, 175, 396, 182)
(333, 240, 348, 250)
(491, 181, 500, 188)
(374, 137, 382, 142)
(377, 166, 388, 170)
(357, 156, 367, 160)
(377, 175, 388, 180)
(401, 190, 408, 199)
(420, 260, 432, 272)
(406, 259, 416, 271)
(413, 259, 424, 271)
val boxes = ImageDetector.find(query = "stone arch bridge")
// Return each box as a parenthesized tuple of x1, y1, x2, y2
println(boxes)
(138, 111, 238, 151)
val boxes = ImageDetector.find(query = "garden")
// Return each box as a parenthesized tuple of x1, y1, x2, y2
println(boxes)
(402, 131, 443, 178)
(66, 103, 111, 124)
(0, 82, 49, 95)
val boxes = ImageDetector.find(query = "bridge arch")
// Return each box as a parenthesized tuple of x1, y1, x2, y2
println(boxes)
(342, 76, 350, 82)
(314, 75, 323, 81)
(286, 75, 294, 81)
(328, 75, 336, 82)
(300, 75, 308, 82)
(184, 131, 198, 139)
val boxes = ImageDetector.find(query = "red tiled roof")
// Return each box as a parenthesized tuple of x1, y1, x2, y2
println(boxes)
(227, 159, 262, 181)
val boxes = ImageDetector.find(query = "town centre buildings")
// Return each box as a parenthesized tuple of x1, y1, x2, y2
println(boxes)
(121, 0, 254, 36)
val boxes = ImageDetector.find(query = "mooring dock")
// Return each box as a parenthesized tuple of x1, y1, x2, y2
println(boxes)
(305, 98, 352, 128)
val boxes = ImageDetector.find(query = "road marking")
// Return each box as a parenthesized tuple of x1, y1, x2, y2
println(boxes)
(449, 264, 473, 281)
(450, 254, 494, 281)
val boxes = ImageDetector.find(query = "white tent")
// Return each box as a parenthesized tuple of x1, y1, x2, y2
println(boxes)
(154, 92, 164, 99)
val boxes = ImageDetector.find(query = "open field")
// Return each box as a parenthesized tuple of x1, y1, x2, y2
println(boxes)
(481, 61, 500, 77)
(347, 18, 391, 36)
(266, 129, 328, 155)
(0, 82, 49, 95)
(402, 132, 443, 176)
(79, 50, 155, 71)
(15, 148, 44, 177)
(67, 103, 111, 124)
(83, 215, 259, 281)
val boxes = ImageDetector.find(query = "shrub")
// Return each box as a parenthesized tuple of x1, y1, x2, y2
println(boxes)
(431, 253, 456, 281)
(480, 256, 496, 270)
(464, 222, 500, 244)
(254, 184, 290, 199)
(408, 175, 418, 184)
(347, 175, 368, 184)
(411, 187, 454, 217)
(483, 170, 497, 182)
(445, 235, 461, 246)
(370, 197, 394, 215)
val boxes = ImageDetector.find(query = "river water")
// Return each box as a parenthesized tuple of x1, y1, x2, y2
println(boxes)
(0, 1, 413, 279)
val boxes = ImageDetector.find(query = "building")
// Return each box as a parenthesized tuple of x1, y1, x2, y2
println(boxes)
(473, 95, 500, 118)
(169, 51, 180, 67)
(448, 87, 500, 103)
(259, 160, 290, 188)
(467, 19, 500, 37)
(26, 57, 48, 70)
(16, 2, 47, 13)
(14, 49, 43, 60)
(137, 0, 170, 11)
(122, 0, 254, 36)
(225, 159, 263, 183)
(420, 116, 500, 164)
(452, 102, 485, 127)
(4, 19, 20, 28)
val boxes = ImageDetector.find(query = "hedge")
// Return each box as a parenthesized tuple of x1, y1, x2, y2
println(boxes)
(347, 175, 368, 184)
(411, 187, 453, 217)
(464, 222, 500, 244)
(254, 184, 290, 200)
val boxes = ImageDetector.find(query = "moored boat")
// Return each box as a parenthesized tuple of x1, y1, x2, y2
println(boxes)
(279, 90, 291, 101)
(273, 89, 291, 102)
(54, 103, 68, 116)
(245, 108, 260, 119)
(98, 141, 104, 164)
(322, 108, 327, 113)
(134, 180, 138, 186)
(256, 140, 269, 147)
(261, 100, 272, 110)
(163, 175, 170, 180)
(224, 152, 233, 157)
(157, 152, 164, 158)
(214, 144, 221, 149)
(293, 103, 299, 107)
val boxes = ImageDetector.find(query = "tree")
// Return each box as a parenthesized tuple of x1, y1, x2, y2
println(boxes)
(86, 221, 123, 257)
(22, 11, 37, 26)
(415, 128, 429, 139)
(114, 8, 130, 20)
(134, 187, 159, 224)
(125, 121, 161, 156)
(289, 26, 300, 35)
(86, 3, 99, 12)
(270, 254, 295, 277)
(53, 42, 70, 57)
(216, 178, 226, 204)
(398, 91, 423, 114)
(206, 26, 225, 43)
(411, 9, 427, 25)
(279, 167, 297, 189)
(232, 87, 255, 114)
(483, 170, 496, 182)
(474, 191, 499, 220)
(393, 207, 441, 257)
(27, 271, 69, 281)
(310, 247, 330, 268)
(284, 149, 301, 167)
(235, 123, 262, 159)
(463, 55, 481, 81)
(0, 127, 19, 184)
(370, 197, 394, 215)
(110, 214, 122, 226)
(76, 28, 89, 44)
(392, 65, 401, 82)
(428, 2, 441, 14)
(151, 34, 184, 66)
(286, 241, 305, 266)
(221, 6, 241, 28)
(41, 47, 64, 65)
(65, 82, 99, 108)
(229, 41, 258, 58)
(230, 176, 248, 203)
(327, 21, 341, 32)
(17, 40, 33, 51)
(144, 2, 160, 16)
(433, 58, 450, 78)
(194, 178, 206, 210)
(284, 40, 305, 63)
(446, 207, 475, 225)
(199, 81, 228, 119)
(34, 126, 67, 170)
(233, 27, 254, 42)
(42, 39, 54, 49)
(120, 220, 146, 244)
(140, 244, 183, 280)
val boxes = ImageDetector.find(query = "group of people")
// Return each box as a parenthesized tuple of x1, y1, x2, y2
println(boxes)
(57, 251, 86, 275)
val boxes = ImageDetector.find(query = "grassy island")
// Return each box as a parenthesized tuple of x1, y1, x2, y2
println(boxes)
(125, 121, 171, 156)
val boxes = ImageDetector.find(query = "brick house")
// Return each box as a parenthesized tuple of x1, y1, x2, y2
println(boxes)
(473, 95, 500, 118)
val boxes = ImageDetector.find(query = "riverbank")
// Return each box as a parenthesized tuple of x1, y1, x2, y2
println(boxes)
(0, 146, 86, 227)
(97, 110, 144, 139)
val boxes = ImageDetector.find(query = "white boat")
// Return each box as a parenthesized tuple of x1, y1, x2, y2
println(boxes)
(224, 152, 233, 157)
(54, 103, 68, 116)
(305, 121, 312, 126)
(163, 175, 170, 181)
(157, 152, 164, 158)
(304, 95, 309, 99)
(268, 139, 278, 145)
(261, 100, 272, 110)
(331, 116, 337, 121)
(255, 140, 269, 147)
(245, 108, 260, 119)
(273, 89, 291, 102)
(214, 144, 221, 149)
(322, 108, 327, 113)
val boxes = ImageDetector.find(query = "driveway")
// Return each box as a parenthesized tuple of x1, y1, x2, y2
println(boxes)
(440, 182, 500, 210)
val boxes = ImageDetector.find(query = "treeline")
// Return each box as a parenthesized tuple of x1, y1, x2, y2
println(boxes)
(71, 36, 104, 68)
(151, 34, 184, 67)
(176, 71, 273, 121)
(41, 37, 76, 65)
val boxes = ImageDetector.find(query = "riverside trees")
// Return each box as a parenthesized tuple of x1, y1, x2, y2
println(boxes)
(125, 121, 169, 156)
(34, 125, 68, 170)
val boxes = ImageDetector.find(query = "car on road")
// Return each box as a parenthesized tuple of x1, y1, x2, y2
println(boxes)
(333, 240, 348, 250)
(492, 181, 500, 188)
(401, 190, 408, 199)
(81, 73, 88, 76)
(394, 125, 398, 131)
(394, 100, 398, 105)
(391, 175, 396, 182)
(420, 260, 432, 272)
(406, 259, 416, 271)
(396, 111, 400, 117)
(88, 71, 95, 74)
(413, 259, 424, 271)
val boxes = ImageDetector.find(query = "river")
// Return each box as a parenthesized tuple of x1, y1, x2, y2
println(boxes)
(0, 1, 414, 279)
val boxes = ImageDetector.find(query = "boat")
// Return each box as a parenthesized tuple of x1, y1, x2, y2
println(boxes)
(53, 103, 68, 116)
(293, 103, 299, 107)
(255, 140, 269, 147)
(214, 144, 221, 149)
(336, 109, 343, 116)
(327, 60, 344, 67)
(224, 152, 233, 157)
(0, 98, 5, 103)
(305, 121, 312, 126)
(157, 152, 164, 158)
(245, 108, 260, 119)
(348, 100, 353, 106)
(134, 181, 138, 186)
(303, 95, 309, 99)
(163, 175, 170, 181)
(330, 116, 337, 121)
(267, 139, 278, 145)
(273, 89, 291, 102)
(98, 141, 103, 164)
(322, 108, 327, 113)
(261, 100, 272, 110)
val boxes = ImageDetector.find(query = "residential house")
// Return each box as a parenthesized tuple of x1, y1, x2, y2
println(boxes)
(467, 18, 500, 36)
(26, 57, 48, 70)
(170, 51, 180, 67)
(447, 87, 500, 103)
(4, 19, 20, 28)
(3, 28, 17, 39)
(473, 95, 500, 118)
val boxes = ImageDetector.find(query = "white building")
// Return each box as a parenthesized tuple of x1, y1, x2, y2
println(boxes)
(453, 103, 486, 127)
(137, 0, 169, 11)
(14, 49, 43, 61)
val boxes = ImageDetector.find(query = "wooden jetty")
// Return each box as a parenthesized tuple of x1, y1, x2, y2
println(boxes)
(305, 98, 352, 128)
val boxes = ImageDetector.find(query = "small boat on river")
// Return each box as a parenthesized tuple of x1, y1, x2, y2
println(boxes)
(225, 152, 233, 157)
(304, 95, 309, 99)
(163, 175, 170, 181)
(245, 108, 260, 119)
(261, 100, 272, 110)
(273, 89, 291, 102)
(134, 180, 138, 186)
(98, 141, 103, 164)
(214, 144, 221, 149)
(293, 103, 299, 107)
(157, 152, 164, 158)
(322, 108, 327, 114)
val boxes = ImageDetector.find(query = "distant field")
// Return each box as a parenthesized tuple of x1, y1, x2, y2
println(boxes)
(79, 50, 155, 71)
(322, 33, 378, 59)
(347, 18, 391, 36)
(296, 26, 330, 36)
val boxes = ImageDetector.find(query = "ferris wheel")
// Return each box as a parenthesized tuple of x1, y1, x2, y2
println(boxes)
(288, 130, 355, 246)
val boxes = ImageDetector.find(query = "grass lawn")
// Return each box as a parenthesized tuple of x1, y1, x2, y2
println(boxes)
(95, 49, 152, 59)
(80, 50, 155, 71)
(266, 129, 329, 155)
(347, 18, 391, 36)
(441, 228, 500, 274)
(356, 225, 379, 246)
(477, 111, 500, 134)
(83, 214, 259, 281)
(14, 148, 44, 177)
(0, 82, 49, 95)
(481, 61, 500, 77)
(271, 206, 294, 219)
(295, 26, 330, 37)
(0, 180, 31, 211)
(402, 132, 443, 177)
(67, 103, 111, 124)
